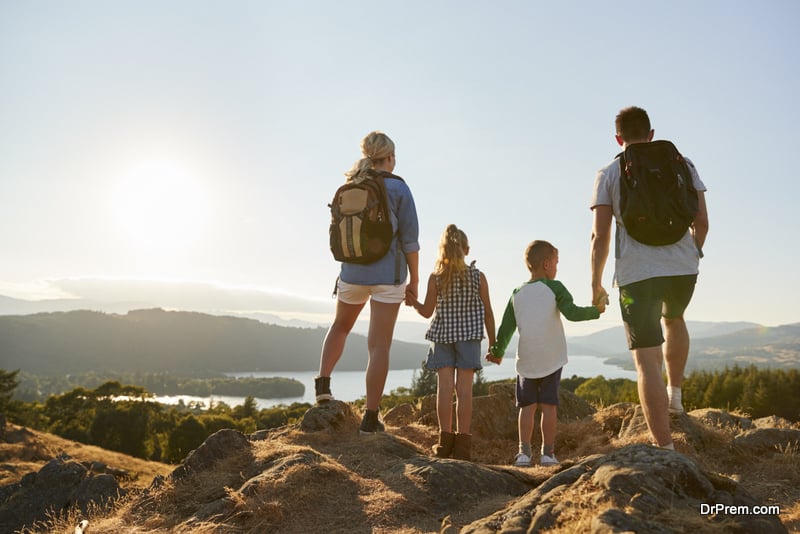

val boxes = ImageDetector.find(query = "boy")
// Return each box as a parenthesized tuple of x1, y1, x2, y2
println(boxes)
(487, 241, 605, 466)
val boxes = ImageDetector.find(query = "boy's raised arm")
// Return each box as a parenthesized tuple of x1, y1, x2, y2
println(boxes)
(548, 280, 601, 322)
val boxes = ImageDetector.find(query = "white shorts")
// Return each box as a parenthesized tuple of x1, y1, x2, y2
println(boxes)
(337, 279, 406, 305)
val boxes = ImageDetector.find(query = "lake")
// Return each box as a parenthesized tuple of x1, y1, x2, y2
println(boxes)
(152, 355, 636, 410)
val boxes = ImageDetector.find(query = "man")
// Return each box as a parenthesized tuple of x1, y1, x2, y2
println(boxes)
(590, 106, 709, 449)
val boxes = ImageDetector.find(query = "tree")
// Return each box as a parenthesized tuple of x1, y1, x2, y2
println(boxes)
(167, 415, 207, 463)
(232, 396, 259, 420)
(0, 369, 20, 413)
(575, 376, 638, 406)
(411, 364, 437, 397)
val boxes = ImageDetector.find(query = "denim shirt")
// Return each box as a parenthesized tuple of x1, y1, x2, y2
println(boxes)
(339, 177, 420, 286)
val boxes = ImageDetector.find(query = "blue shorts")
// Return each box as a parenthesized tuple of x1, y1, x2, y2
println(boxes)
(516, 368, 562, 408)
(425, 340, 482, 370)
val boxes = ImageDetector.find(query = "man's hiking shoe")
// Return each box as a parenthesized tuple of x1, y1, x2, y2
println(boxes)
(668, 403, 685, 415)
(315, 376, 333, 404)
(540, 454, 559, 466)
(359, 409, 385, 434)
(514, 453, 531, 467)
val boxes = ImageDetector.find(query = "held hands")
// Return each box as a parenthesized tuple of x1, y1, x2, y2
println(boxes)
(404, 284, 418, 306)
(593, 286, 609, 314)
(485, 352, 502, 365)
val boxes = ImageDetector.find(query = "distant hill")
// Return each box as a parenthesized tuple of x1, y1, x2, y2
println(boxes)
(0, 309, 430, 375)
(566, 320, 762, 355)
(596, 322, 800, 371)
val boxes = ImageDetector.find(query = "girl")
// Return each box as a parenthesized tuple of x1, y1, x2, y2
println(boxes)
(409, 224, 495, 460)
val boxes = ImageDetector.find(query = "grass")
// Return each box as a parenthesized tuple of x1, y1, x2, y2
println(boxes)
(5, 401, 799, 533)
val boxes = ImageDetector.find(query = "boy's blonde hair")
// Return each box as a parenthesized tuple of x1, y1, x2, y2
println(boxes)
(525, 240, 558, 273)
(434, 224, 469, 295)
(345, 131, 395, 183)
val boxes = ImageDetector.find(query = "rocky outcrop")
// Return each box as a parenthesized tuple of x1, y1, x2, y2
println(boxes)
(461, 444, 786, 533)
(733, 428, 800, 454)
(689, 408, 754, 431)
(0, 453, 124, 533)
(421, 383, 596, 440)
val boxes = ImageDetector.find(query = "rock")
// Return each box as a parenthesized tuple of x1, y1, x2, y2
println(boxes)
(753, 415, 798, 430)
(471, 383, 517, 439)
(385, 455, 532, 517)
(72, 473, 121, 509)
(170, 429, 251, 481)
(733, 428, 800, 454)
(384, 402, 417, 426)
(593, 402, 637, 436)
(469, 383, 596, 440)
(417, 394, 438, 426)
(0, 454, 125, 533)
(689, 408, 753, 431)
(461, 444, 786, 533)
(617, 403, 649, 439)
(239, 451, 326, 496)
(299, 400, 358, 433)
(250, 428, 273, 441)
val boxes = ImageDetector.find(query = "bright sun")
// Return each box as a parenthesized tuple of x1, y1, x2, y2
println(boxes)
(111, 158, 212, 253)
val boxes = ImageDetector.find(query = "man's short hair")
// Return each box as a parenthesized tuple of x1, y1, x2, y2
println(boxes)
(525, 240, 557, 273)
(615, 106, 651, 143)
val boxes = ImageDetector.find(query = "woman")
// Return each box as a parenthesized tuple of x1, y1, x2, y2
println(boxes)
(316, 131, 420, 434)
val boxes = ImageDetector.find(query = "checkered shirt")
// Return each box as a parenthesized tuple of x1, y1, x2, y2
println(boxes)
(425, 264, 485, 343)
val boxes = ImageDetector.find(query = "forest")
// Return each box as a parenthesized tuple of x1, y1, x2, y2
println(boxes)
(1, 364, 798, 464)
(12, 370, 304, 402)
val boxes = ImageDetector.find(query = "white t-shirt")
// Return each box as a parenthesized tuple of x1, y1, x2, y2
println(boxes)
(590, 153, 707, 287)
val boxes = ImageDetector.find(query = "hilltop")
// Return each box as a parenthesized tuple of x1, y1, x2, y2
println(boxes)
(2, 386, 798, 533)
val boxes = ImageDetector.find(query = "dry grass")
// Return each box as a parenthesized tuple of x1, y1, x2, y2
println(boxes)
(0, 423, 171, 489)
(7, 408, 800, 533)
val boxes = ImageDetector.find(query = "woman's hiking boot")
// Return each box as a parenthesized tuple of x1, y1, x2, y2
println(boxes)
(433, 431, 455, 458)
(315, 376, 333, 404)
(452, 433, 472, 461)
(359, 409, 385, 434)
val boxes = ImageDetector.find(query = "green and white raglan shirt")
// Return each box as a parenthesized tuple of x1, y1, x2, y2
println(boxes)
(489, 279, 600, 379)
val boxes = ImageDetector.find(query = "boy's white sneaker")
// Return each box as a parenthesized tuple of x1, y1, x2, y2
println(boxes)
(514, 453, 532, 467)
(540, 454, 559, 466)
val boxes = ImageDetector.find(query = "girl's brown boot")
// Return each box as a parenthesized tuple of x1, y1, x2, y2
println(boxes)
(433, 431, 455, 458)
(452, 433, 472, 461)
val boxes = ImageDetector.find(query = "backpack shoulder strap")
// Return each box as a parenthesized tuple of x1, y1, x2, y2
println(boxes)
(616, 151, 626, 176)
(376, 171, 405, 184)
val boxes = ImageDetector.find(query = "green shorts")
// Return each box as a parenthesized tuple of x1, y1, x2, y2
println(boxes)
(619, 274, 697, 349)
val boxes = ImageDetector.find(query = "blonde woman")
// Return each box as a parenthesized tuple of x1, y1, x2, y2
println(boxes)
(409, 225, 496, 460)
(316, 131, 420, 435)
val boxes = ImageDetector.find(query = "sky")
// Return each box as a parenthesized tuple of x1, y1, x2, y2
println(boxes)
(1, 1, 799, 338)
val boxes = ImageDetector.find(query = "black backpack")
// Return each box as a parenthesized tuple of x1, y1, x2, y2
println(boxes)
(328, 171, 403, 264)
(618, 140, 699, 246)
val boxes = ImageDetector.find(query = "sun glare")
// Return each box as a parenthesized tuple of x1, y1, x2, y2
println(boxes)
(111, 159, 212, 253)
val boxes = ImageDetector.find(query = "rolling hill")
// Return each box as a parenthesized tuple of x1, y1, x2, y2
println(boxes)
(581, 322, 800, 371)
(0, 308, 430, 375)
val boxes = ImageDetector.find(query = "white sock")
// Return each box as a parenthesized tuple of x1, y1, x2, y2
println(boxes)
(668, 386, 682, 406)
(660, 442, 675, 450)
